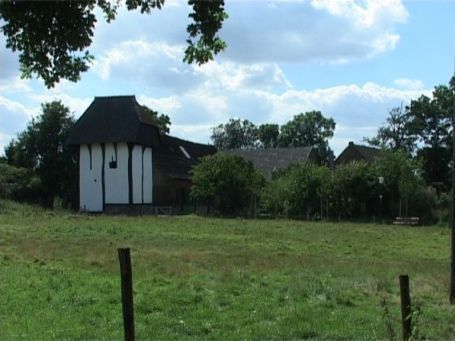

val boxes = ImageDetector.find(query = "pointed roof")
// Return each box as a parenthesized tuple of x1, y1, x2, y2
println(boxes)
(335, 141, 380, 165)
(67, 95, 161, 146)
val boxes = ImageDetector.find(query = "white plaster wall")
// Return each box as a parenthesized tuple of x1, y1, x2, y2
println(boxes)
(143, 147, 153, 203)
(105, 142, 129, 204)
(80, 144, 103, 212)
(132, 145, 153, 204)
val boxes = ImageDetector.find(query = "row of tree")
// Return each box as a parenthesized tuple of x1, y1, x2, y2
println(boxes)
(190, 150, 438, 222)
(211, 111, 336, 163)
(366, 78, 455, 190)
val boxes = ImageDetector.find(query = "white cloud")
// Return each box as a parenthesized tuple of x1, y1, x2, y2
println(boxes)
(310, 0, 408, 28)
(220, 0, 408, 64)
(91, 38, 293, 96)
(93, 40, 183, 81)
(0, 96, 35, 119)
(27, 93, 93, 118)
(135, 78, 430, 155)
(0, 77, 32, 94)
(136, 95, 182, 114)
(393, 78, 424, 91)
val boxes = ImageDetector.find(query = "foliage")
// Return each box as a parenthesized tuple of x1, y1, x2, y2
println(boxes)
(331, 161, 377, 220)
(5, 101, 77, 207)
(260, 150, 430, 221)
(0, 203, 453, 339)
(365, 104, 416, 154)
(211, 112, 335, 162)
(258, 123, 279, 148)
(278, 111, 336, 164)
(0, 0, 227, 87)
(184, 0, 228, 65)
(364, 79, 454, 193)
(375, 150, 427, 219)
(261, 162, 325, 218)
(211, 119, 258, 150)
(190, 153, 264, 215)
(0, 162, 41, 200)
(407, 85, 454, 187)
(141, 105, 171, 134)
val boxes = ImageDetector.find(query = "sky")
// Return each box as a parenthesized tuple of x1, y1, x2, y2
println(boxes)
(0, 0, 454, 156)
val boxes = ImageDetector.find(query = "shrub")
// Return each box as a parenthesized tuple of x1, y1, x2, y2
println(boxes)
(190, 153, 265, 216)
(260, 163, 323, 219)
(0, 162, 43, 201)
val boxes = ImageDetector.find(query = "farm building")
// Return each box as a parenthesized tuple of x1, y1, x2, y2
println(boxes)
(335, 141, 380, 166)
(227, 147, 318, 179)
(67, 95, 216, 213)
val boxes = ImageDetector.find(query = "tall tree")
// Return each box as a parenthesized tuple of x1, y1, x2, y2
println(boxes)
(408, 85, 454, 187)
(141, 105, 171, 134)
(0, 0, 227, 88)
(258, 123, 279, 148)
(6, 101, 77, 207)
(211, 118, 258, 150)
(278, 111, 336, 164)
(365, 104, 416, 154)
(375, 150, 425, 218)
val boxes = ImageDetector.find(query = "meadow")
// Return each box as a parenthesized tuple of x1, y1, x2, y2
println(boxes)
(0, 200, 454, 339)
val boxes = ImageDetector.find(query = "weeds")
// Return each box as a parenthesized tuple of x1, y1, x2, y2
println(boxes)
(381, 297, 396, 341)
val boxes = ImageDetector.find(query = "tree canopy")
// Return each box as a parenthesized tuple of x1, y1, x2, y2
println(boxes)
(278, 111, 335, 164)
(0, 0, 227, 87)
(258, 123, 279, 148)
(408, 84, 453, 187)
(141, 105, 171, 134)
(211, 119, 258, 150)
(366, 78, 455, 190)
(365, 104, 416, 154)
(211, 111, 336, 164)
(5, 101, 77, 207)
(190, 153, 264, 216)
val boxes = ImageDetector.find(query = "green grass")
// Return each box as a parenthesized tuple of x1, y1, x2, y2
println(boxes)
(0, 199, 454, 339)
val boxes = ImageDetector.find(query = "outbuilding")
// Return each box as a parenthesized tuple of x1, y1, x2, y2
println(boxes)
(335, 141, 380, 166)
(67, 95, 216, 213)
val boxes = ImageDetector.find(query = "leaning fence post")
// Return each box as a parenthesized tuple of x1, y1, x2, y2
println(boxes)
(118, 248, 135, 341)
(399, 275, 412, 341)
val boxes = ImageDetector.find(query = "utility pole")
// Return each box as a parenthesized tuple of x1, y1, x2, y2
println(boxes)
(450, 57, 455, 304)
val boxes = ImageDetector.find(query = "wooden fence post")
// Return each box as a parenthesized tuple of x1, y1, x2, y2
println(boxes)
(118, 248, 135, 341)
(399, 275, 412, 341)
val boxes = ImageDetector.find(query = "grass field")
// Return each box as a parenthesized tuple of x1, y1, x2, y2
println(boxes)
(0, 200, 454, 339)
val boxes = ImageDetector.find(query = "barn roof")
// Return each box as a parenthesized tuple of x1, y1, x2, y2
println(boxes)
(155, 135, 217, 180)
(335, 142, 380, 165)
(227, 147, 316, 179)
(68, 95, 217, 180)
(67, 95, 161, 146)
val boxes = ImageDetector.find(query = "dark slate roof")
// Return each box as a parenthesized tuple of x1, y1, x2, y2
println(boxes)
(227, 147, 316, 179)
(67, 96, 161, 146)
(155, 135, 217, 180)
(335, 142, 380, 165)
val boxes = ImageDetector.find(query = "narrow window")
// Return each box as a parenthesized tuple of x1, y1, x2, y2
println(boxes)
(109, 143, 117, 169)
(88, 145, 92, 170)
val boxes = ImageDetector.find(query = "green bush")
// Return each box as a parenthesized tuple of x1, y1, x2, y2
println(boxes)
(190, 153, 265, 216)
(0, 162, 43, 201)
(260, 150, 435, 221)
(260, 163, 324, 218)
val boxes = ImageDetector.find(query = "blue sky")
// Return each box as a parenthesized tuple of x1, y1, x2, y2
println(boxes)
(0, 0, 454, 156)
